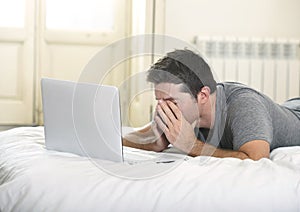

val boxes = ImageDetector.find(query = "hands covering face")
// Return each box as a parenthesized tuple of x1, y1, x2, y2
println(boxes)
(154, 100, 198, 154)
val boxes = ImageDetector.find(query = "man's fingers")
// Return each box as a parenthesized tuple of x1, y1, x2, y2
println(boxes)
(152, 120, 163, 136)
(154, 115, 169, 134)
(166, 100, 182, 120)
(157, 104, 172, 127)
(158, 100, 178, 123)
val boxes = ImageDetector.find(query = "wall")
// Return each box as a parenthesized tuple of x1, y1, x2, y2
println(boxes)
(164, 0, 300, 42)
(162, 0, 300, 103)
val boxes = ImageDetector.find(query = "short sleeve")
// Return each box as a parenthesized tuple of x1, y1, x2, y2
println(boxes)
(227, 93, 273, 150)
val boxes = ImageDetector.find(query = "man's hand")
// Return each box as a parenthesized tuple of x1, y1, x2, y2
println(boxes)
(150, 120, 170, 151)
(155, 100, 198, 154)
(122, 120, 169, 152)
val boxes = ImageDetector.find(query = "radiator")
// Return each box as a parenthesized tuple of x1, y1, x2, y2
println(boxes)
(194, 36, 300, 103)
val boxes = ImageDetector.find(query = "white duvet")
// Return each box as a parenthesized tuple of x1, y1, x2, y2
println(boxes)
(0, 127, 300, 212)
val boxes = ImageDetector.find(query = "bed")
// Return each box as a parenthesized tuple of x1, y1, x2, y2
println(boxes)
(0, 127, 300, 211)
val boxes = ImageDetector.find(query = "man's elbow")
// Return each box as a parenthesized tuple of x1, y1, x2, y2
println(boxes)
(238, 140, 271, 161)
(239, 151, 270, 161)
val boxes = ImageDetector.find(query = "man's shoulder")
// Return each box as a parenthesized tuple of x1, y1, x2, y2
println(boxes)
(217, 81, 256, 94)
(217, 82, 266, 104)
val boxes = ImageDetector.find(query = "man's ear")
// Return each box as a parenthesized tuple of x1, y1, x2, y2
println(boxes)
(197, 86, 211, 104)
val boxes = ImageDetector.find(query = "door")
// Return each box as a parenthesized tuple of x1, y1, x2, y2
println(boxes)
(0, 0, 35, 125)
(0, 0, 130, 126)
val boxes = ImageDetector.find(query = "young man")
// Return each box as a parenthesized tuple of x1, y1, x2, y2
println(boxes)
(123, 49, 300, 160)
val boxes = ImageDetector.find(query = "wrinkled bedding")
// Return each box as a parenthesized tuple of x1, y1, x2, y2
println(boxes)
(0, 127, 300, 211)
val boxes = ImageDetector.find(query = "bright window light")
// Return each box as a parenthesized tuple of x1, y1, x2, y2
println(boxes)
(46, 0, 114, 31)
(0, 0, 25, 28)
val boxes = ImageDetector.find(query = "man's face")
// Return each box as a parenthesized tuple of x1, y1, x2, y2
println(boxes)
(154, 83, 200, 124)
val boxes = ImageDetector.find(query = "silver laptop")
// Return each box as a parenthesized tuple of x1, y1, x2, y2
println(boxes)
(41, 78, 123, 162)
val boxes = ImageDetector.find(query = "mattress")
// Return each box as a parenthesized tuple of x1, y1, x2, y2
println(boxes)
(0, 127, 300, 211)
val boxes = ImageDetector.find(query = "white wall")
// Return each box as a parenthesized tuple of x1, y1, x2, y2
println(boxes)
(165, 0, 300, 42)
(162, 0, 300, 103)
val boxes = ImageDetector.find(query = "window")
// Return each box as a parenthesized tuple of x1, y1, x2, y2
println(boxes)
(44, 0, 125, 44)
(0, 0, 25, 28)
(46, 0, 114, 31)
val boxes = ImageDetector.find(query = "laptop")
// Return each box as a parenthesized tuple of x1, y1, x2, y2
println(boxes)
(41, 78, 123, 162)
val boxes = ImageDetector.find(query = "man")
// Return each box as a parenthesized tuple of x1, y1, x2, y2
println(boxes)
(123, 49, 300, 160)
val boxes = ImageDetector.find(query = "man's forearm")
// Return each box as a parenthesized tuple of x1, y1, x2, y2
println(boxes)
(123, 135, 251, 160)
(189, 140, 250, 160)
(122, 138, 163, 152)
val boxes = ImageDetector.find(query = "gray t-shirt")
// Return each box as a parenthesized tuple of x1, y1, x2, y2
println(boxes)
(197, 82, 300, 151)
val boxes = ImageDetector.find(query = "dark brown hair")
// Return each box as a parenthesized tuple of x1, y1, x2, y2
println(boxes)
(147, 49, 217, 98)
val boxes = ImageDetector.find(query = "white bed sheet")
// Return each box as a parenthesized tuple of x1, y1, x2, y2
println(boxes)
(0, 127, 300, 211)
